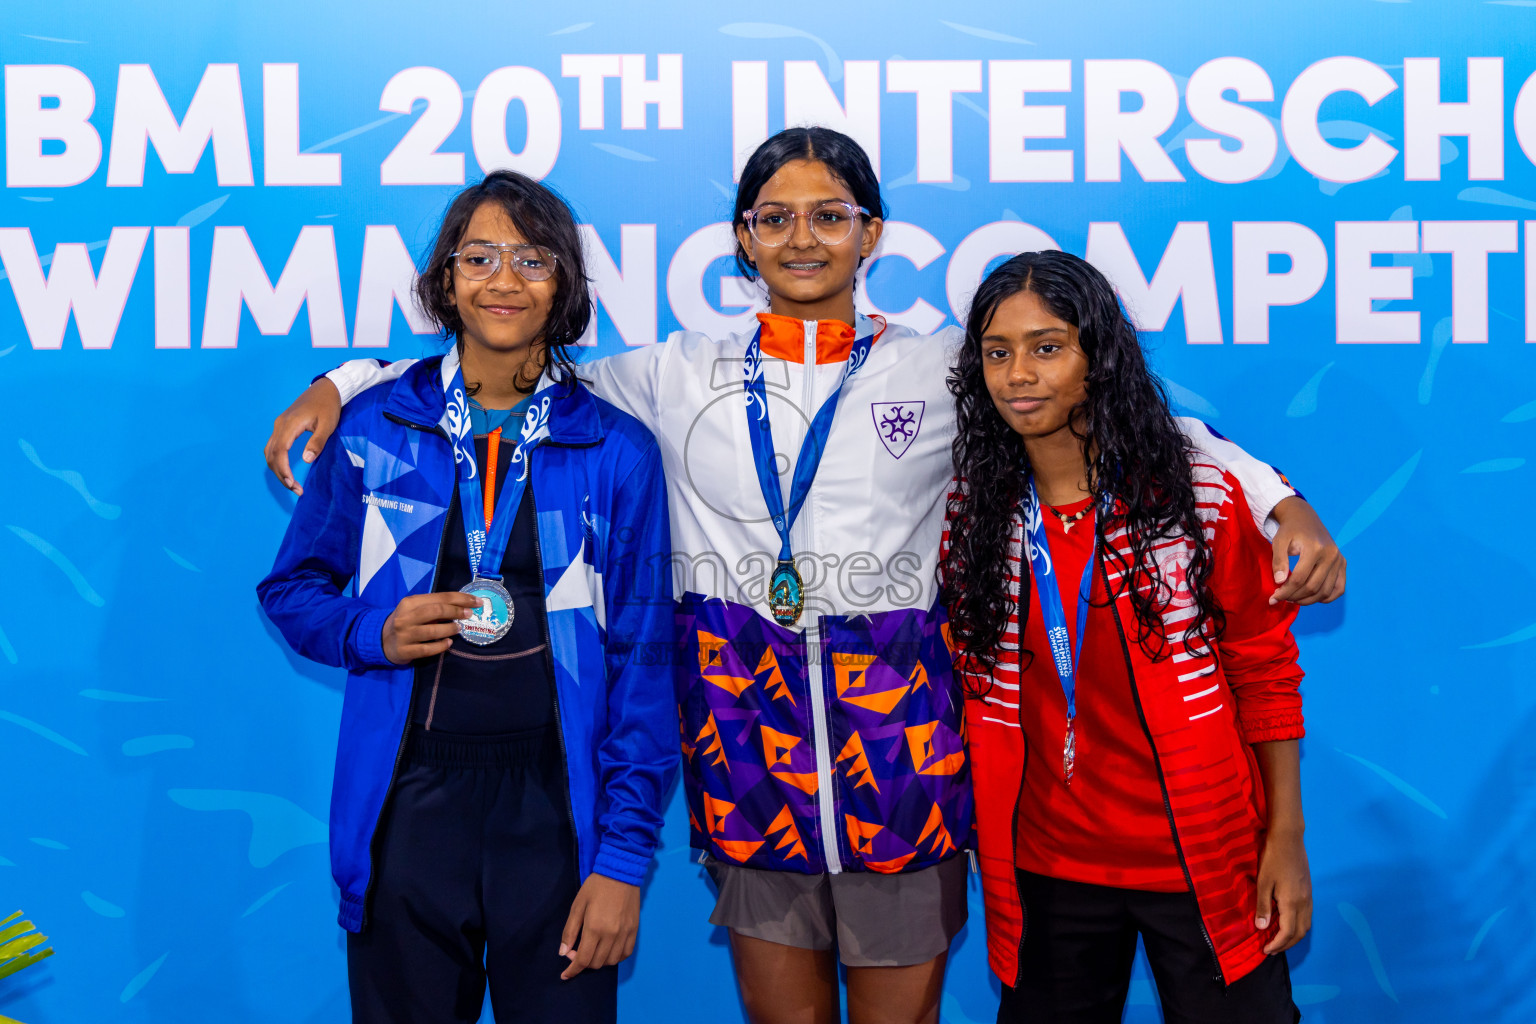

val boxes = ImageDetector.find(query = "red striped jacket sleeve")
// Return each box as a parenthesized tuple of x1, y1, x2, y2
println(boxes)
(1213, 477, 1306, 744)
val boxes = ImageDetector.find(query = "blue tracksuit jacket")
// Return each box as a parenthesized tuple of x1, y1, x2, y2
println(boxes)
(258, 349, 677, 932)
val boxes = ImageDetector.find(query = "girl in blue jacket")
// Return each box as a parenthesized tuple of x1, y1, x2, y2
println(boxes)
(258, 170, 676, 1024)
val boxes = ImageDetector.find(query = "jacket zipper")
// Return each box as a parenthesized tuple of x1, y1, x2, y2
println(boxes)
(809, 617, 842, 873)
(361, 414, 451, 930)
(795, 319, 843, 874)
(1006, 519, 1033, 988)
(1101, 557, 1225, 984)
(527, 466, 583, 868)
(1010, 675, 1032, 988)
(802, 318, 816, 410)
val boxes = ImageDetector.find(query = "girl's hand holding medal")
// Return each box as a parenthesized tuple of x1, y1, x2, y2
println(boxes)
(380, 592, 481, 665)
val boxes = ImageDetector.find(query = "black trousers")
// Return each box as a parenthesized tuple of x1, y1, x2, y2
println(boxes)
(347, 726, 617, 1024)
(997, 871, 1299, 1024)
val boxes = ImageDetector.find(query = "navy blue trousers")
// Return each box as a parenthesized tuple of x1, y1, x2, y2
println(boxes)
(347, 725, 617, 1024)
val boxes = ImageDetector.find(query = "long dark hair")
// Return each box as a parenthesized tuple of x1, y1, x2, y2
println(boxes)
(940, 250, 1224, 682)
(733, 127, 887, 279)
(414, 170, 591, 391)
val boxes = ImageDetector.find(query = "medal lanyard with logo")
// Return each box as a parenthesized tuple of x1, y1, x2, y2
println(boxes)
(744, 323, 877, 627)
(1021, 478, 1097, 784)
(444, 369, 551, 646)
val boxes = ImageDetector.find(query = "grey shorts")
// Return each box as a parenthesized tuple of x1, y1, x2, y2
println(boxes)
(703, 853, 969, 968)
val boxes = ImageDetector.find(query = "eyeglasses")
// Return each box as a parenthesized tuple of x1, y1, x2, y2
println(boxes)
(740, 201, 869, 248)
(450, 243, 559, 282)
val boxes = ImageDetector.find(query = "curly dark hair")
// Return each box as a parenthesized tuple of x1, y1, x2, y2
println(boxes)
(732, 126, 888, 280)
(414, 170, 591, 393)
(940, 250, 1224, 688)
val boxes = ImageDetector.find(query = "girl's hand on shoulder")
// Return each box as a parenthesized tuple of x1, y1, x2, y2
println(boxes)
(265, 378, 344, 496)
(381, 593, 479, 665)
(559, 873, 641, 980)
(1255, 827, 1312, 955)
(1268, 496, 1346, 606)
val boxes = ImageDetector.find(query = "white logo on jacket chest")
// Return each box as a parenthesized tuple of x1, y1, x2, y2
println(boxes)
(362, 493, 414, 514)
(872, 402, 924, 459)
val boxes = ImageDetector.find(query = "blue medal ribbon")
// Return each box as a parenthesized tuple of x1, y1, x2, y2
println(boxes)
(444, 366, 552, 581)
(1021, 478, 1096, 782)
(743, 321, 878, 608)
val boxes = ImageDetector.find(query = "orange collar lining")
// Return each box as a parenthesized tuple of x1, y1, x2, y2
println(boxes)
(754, 313, 885, 364)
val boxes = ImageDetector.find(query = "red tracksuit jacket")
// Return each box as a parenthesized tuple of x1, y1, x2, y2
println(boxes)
(944, 456, 1306, 987)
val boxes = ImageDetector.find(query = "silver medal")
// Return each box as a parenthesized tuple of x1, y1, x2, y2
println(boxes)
(458, 577, 514, 646)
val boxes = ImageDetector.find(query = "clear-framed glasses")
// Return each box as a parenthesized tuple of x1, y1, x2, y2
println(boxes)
(741, 201, 870, 247)
(450, 243, 559, 282)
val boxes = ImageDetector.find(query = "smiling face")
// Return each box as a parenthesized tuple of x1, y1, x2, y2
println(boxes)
(447, 201, 557, 358)
(734, 158, 881, 322)
(981, 288, 1091, 442)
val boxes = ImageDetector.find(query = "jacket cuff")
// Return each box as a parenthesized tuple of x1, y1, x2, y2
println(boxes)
(592, 840, 651, 887)
(1239, 710, 1306, 745)
(347, 606, 394, 670)
(319, 360, 383, 404)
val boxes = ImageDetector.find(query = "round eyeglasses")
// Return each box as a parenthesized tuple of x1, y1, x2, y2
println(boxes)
(450, 243, 559, 282)
(741, 201, 870, 248)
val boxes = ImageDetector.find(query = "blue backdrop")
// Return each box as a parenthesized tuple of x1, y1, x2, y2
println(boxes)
(1, 1, 1533, 1021)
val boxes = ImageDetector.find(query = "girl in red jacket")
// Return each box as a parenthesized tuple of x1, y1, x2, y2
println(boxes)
(940, 250, 1314, 1024)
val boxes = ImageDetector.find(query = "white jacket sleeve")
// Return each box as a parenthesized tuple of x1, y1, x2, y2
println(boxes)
(324, 340, 670, 431)
(937, 324, 966, 368)
(576, 336, 674, 434)
(325, 359, 416, 404)
(1177, 417, 1298, 538)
